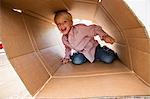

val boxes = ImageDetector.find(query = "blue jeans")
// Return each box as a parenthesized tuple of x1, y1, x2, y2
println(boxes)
(71, 45, 117, 65)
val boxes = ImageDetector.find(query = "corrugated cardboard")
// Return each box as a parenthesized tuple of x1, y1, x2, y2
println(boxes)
(0, 0, 150, 98)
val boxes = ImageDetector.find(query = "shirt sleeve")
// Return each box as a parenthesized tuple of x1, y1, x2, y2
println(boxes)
(62, 35, 71, 59)
(88, 24, 108, 39)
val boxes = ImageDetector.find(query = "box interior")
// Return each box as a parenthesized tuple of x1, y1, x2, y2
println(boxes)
(1, 0, 150, 98)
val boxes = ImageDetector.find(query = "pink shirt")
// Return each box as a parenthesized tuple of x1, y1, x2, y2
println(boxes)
(62, 24, 107, 63)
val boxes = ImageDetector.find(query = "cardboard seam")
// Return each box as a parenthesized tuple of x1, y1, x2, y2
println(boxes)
(39, 45, 61, 52)
(123, 27, 149, 39)
(38, 45, 63, 75)
(129, 47, 150, 87)
(8, 51, 35, 60)
(33, 77, 52, 98)
(74, 0, 98, 4)
(51, 61, 64, 75)
(22, 14, 52, 77)
(130, 46, 150, 55)
(127, 45, 133, 70)
(133, 71, 150, 87)
(93, 0, 100, 22)
(52, 71, 133, 79)
(36, 44, 64, 75)
(126, 36, 149, 39)
(61, 0, 70, 11)
(24, 10, 53, 23)
(123, 26, 144, 31)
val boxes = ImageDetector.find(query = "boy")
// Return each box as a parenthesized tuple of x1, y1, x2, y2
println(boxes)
(54, 10, 116, 65)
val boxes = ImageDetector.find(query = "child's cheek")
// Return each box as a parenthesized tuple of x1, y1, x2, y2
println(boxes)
(57, 26, 61, 31)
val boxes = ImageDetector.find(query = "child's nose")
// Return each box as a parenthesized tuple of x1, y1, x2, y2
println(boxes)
(60, 24, 65, 29)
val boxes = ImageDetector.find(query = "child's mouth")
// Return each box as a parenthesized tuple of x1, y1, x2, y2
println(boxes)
(61, 28, 66, 32)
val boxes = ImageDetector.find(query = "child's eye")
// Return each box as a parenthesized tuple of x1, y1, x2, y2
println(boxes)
(57, 23, 61, 26)
(64, 21, 67, 23)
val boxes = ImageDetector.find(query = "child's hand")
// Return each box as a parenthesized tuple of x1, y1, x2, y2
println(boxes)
(102, 35, 115, 44)
(61, 58, 70, 64)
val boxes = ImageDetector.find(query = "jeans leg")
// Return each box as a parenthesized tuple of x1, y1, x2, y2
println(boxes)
(95, 45, 101, 60)
(99, 52, 115, 63)
(71, 53, 87, 65)
(95, 45, 116, 64)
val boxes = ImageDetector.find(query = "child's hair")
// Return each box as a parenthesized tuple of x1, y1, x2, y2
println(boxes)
(54, 10, 72, 23)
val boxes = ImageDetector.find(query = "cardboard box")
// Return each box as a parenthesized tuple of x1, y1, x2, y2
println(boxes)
(0, 0, 150, 98)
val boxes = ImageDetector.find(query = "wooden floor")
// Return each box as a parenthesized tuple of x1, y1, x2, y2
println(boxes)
(0, 49, 31, 98)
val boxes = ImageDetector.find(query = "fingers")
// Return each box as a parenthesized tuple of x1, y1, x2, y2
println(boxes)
(109, 38, 115, 44)
(61, 58, 69, 64)
(105, 38, 113, 44)
(105, 36, 115, 44)
(63, 60, 69, 64)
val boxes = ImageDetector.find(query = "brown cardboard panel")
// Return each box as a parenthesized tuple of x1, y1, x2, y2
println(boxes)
(130, 48, 150, 84)
(102, 0, 142, 30)
(123, 27, 148, 38)
(114, 44, 131, 69)
(54, 60, 130, 77)
(128, 38, 150, 53)
(1, 0, 68, 20)
(94, 5, 126, 44)
(39, 45, 64, 75)
(23, 14, 59, 50)
(1, 0, 150, 97)
(36, 73, 150, 98)
(70, 2, 97, 20)
(63, 0, 74, 10)
(0, 5, 33, 58)
(10, 52, 50, 95)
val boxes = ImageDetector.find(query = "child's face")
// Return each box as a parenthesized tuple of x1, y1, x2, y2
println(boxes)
(55, 16, 73, 35)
